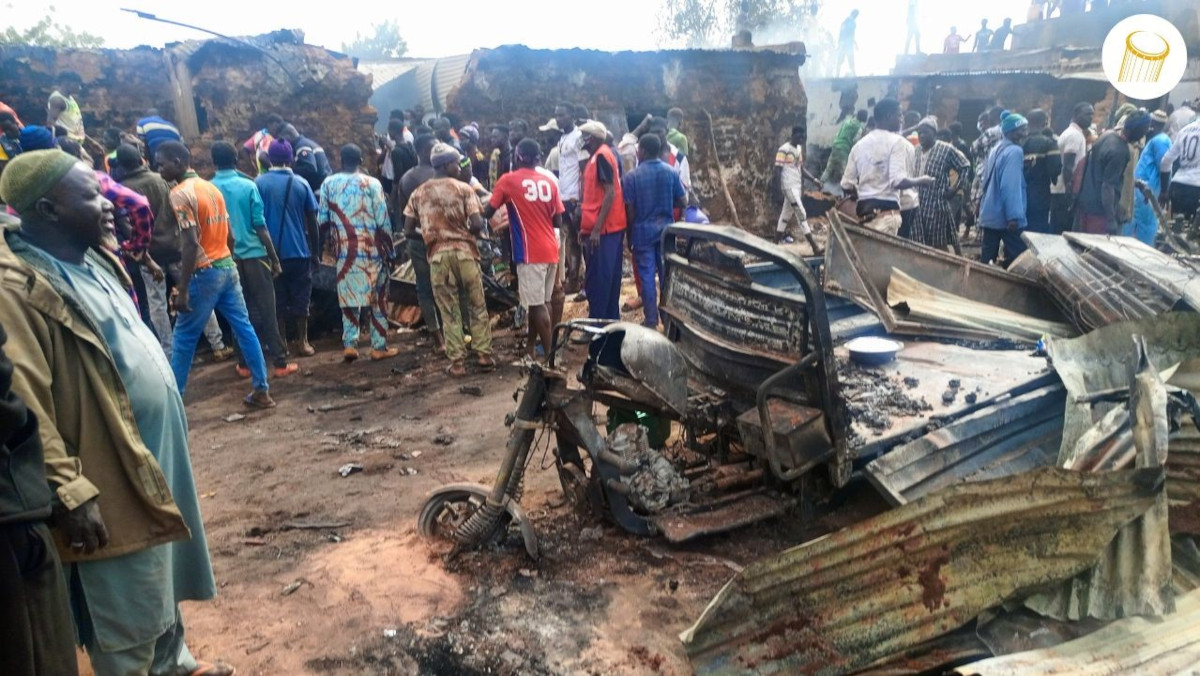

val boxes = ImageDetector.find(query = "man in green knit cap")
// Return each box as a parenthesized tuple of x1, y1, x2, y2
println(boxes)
(0, 150, 233, 676)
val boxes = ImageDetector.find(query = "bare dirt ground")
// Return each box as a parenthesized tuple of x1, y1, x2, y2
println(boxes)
(126, 295, 885, 676)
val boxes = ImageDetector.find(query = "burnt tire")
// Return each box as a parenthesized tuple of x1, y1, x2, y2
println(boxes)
(417, 486, 513, 545)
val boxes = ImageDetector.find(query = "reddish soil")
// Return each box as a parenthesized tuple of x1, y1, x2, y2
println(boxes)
(79, 297, 884, 675)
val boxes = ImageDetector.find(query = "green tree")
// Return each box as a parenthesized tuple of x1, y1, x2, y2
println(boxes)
(657, 0, 820, 48)
(341, 20, 408, 60)
(0, 6, 105, 48)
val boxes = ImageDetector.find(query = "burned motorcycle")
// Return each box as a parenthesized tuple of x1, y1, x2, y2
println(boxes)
(418, 224, 851, 557)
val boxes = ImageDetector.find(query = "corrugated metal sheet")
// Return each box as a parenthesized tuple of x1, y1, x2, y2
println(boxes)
(954, 587, 1200, 675)
(1047, 312, 1200, 462)
(865, 385, 1064, 506)
(1026, 340, 1174, 622)
(680, 467, 1162, 676)
(1023, 233, 1189, 335)
(824, 215, 1065, 342)
(1170, 421, 1200, 535)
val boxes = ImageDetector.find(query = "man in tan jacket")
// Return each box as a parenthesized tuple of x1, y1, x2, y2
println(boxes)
(0, 150, 232, 675)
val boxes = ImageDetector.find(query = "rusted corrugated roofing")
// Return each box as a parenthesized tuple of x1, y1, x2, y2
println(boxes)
(865, 385, 1064, 506)
(680, 467, 1162, 676)
(1025, 339, 1174, 622)
(954, 587, 1200, 675)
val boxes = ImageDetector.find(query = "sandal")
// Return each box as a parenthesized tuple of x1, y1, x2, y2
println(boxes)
(189, 660, 236, 676)
(243, 391, 277, 409)
(476, 355, 496, 372)
(446, 360, 467, 377)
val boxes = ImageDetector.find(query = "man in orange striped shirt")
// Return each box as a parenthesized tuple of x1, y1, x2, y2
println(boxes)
(155, 141, 275, 408)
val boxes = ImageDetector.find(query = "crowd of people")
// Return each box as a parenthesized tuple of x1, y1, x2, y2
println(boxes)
(0, 76, 714, 674)
(823, 93, 1200, 266)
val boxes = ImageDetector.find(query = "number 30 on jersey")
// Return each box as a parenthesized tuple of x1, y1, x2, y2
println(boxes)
(521, 179, 554, 203)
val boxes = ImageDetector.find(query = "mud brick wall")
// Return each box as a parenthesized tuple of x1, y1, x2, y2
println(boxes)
(0, 34, 375, 177)
(1, 46, 175, 136)
(446, 46, 807, 234)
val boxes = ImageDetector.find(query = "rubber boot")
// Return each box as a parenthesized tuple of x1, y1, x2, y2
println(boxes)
(295, 316, 315, 356)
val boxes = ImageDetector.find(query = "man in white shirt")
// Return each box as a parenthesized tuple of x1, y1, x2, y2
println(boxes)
(1052, 102, 1093, 234)
(555, 102, 585, 292)
(1161, 118, 1200, 226)
(774, 125, 822, 253)
(841, 98, 933, 235)
(1168, 100, 1197, 141)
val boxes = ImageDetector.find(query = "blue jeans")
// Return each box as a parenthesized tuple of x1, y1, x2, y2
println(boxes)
(171, 264, 269, 394)
(585, 231, 624, 320)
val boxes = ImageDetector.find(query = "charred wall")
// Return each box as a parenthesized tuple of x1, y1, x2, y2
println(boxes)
(0, 33, 374, 176)
(447, 46, 807, 233)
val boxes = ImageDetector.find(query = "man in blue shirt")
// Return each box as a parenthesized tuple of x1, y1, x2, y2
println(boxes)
(1125, 110, 1171, 246)
(979, 113, 1029, 267)
(255, 139, 320, 356)
(621, 133, 685, 327)
(210, 142, 297, 379)
(135, 109, 181, 164)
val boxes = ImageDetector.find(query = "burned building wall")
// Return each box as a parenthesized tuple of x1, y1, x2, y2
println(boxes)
(446, 46, 807, 234)
(0, 33, 374, 176)
(1, 45, 175, 136)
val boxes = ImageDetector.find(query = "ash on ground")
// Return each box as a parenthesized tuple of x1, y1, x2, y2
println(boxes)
(837, 361, 933, 438)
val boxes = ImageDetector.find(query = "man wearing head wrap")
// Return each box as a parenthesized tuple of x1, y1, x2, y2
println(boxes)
(1077, 111, 1150, 235)
(914, 116, 970, 253)
(578, 120, 627, 320)
(255, 138, 320, 356)
(978, 112, 1029, 265)
(1124, 110, 1171, 245)
(403, 142, 494, 376)
(1021, 109, 1062, 234)
(0, 149, 234, 675)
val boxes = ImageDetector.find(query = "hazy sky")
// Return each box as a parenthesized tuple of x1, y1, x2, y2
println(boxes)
(8, 0, 1036, 75)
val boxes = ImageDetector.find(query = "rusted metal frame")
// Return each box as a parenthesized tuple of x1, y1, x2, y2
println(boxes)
(680, 467, 1164, 675)
(556, 390, 655, 535)
(756, 352, 822, 481)
(662, 223, 851, 486)
(548, 319, 614, 369)
(825, 212, 1063, 341)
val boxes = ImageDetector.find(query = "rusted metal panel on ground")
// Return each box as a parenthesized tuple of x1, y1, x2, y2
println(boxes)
(852, 627, 991, 675)
(1025, 339, 1175, 621)
(864, 385, 1064, 506)
(1047, 313, 1200, 462)
(954, 587, 1200, 675)
(824, 216, 1064, 341)
(1064, 233, 1200, 311)
(679, 467, 1162, 676)
(1169, 421, 1200, 535)
(1022, 233, 1185, 334)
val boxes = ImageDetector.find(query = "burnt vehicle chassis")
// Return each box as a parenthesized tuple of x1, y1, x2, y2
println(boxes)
(418, 224, 851, 555)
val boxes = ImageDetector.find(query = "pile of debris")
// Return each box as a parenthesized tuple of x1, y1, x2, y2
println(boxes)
(679, 220, 1200, 674)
